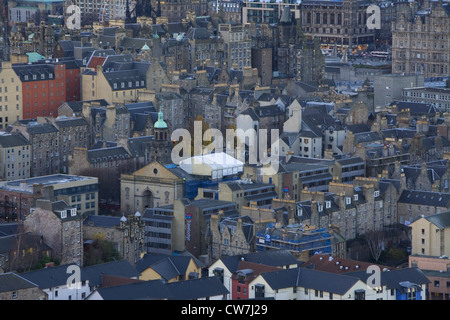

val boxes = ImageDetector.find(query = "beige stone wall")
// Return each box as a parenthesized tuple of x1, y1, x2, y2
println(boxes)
(0, 287, 47, 300)
(120, 162, 184, 214)
(24, 208, 63, 260)
(0, 62, 23, 129)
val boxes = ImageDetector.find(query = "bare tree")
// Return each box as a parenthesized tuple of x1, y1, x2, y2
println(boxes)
(366, 230, 385, 263)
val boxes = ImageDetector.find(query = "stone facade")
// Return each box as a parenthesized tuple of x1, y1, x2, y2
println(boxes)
(120, 161, 184, 214)
(83, 212, 146, 266)
(391, 0, 450, 78)
(24, 199, 84, 266)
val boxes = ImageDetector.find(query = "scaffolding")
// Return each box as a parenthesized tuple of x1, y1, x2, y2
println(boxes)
(256, 226, 332, 255)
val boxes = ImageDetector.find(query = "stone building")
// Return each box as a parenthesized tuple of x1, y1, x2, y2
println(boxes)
(300, 0, 376, 51)
(83, 211, 146, 266)
(391, 0, 450, 78)
(38, 116, 91, 174)
(0, 132, 31, 180)
(24, 199, 84, 266)
(397, 189, 450, 226)
(185, 27, 224, 73)
(120, 161, 185, 215)
(208, 213, 255, 261)
(81, 103, 131, 146)
(0, 61, 23, 130)
(7, 121, 60, 177)
(0, 273, 47, 300)
(218, 23, 252, 71)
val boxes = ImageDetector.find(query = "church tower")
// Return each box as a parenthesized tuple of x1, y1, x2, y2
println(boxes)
(151, 109, 173, 164)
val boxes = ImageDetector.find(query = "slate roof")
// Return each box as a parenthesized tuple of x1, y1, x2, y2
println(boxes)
(26, 123, 59, 135)
(87, 146, 131, 163)
(54, 117, 88, 128)
(217, 215, 254, 244)
(165, 276, 229, 300)
(128, 135, 154, 157)
(258, 267, 361, 295)
(84, 215, 121, 228)
(280, 132, 302, 147)
(303, 254, 393, 274)
(0, 223, 18, 237)
(20, 260, 140, 289)
(0, 273, 39, 293)
(382, 128, 417, 140)
(0, 133, 30, 148)
(398, 190, 450, 207)
(136, 254, 201, 281)
(353, 131, 383, 144)
(104, 69, 146, 91)
(346, 267, 430, 293)
(186, 27, 212, 40)
(254, 105, 284, 118)
(12, 64, 55, 82)
(218, 249, 300, 274)
(391, 101, 437, 115)
(345, 123, 371, 134)
(423, 210, 450, 229)
(60, 99, 111, 114)
(92, 279, 172, 300)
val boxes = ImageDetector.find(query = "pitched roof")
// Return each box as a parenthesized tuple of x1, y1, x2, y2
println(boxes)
(303, 254, 393, 274)
(423, 210, 450, 229)
(398, 190, 450, 207)
(0, 273, 39, 293)
(218, 249, 300, 273)
(346, 267, 430, 293)
(92, 279, 172, 300)
(0, 133, 30, 148)
(84, 215, 121, 228)
(165, 276, 229, 300)
(20, 260, 140, 289)
(258, 267, 361, 294)
(136, 254, 200, 281)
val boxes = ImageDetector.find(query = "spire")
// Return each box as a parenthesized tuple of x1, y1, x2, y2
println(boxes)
(154, 108, 168, 129)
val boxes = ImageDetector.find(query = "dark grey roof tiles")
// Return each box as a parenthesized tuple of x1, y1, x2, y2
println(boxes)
(0, 133, 30, 147)
(0, 273, 39, 293)
(398, 190, 450, 207)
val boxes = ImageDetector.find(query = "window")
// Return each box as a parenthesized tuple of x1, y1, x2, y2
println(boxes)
(354, 290, 365, 300)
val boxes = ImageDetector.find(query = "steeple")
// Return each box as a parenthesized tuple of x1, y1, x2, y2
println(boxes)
(154, 108, 168, 129)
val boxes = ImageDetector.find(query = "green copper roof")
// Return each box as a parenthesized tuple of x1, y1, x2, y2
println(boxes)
(154, 110, 167, 129)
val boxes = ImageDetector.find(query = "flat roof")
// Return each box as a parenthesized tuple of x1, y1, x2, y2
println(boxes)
(2, 174, 97, 190)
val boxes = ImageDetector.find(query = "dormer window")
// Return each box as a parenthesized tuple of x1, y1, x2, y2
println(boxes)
(24, 75, 29, 80)
(318, 203, 323, 212)
(326, 201, 331, 209)
(113, 83, 117, 89)
(60, 211, 67, 219)
(32, 74, 37, 80)
(70, 208, 76, 217)
(354, 194, 358, 201)
(346, 197, 351, 205)
(374, 190, 380, 197)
